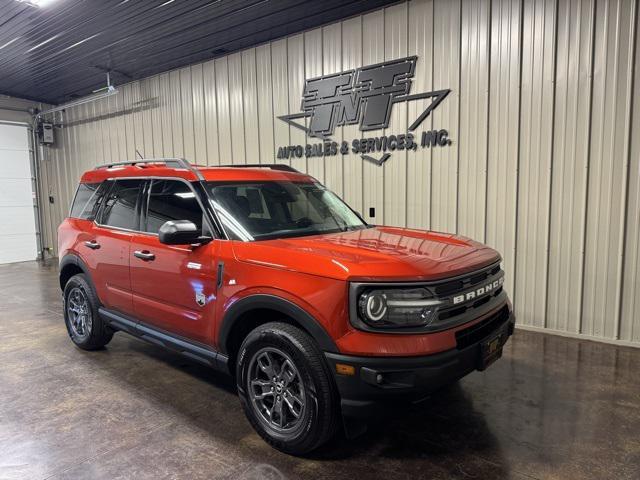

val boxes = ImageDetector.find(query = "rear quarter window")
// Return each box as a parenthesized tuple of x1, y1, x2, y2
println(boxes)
(69, 182, 107, 220)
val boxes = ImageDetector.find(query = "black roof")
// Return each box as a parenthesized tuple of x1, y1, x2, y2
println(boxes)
(0, 0, 397, 104)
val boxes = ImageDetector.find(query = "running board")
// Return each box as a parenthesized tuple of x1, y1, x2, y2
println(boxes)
(99, 307, 229, 373)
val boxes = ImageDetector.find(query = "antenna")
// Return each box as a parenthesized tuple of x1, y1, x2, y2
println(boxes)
(135, 149, 144, 160)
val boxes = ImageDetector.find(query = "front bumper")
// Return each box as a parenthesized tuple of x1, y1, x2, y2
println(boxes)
(324, 306, 515, 418)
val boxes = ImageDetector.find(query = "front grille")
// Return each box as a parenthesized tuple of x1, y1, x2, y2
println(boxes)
(455, 306, 510, 350)
(434, 263, 501, 296)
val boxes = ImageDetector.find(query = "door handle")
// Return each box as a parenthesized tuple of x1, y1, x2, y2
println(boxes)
(84, 240, 100, 250)
(133, 250, 155, 261)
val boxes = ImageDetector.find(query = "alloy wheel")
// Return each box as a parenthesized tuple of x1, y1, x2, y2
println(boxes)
(247, 347, 306, 433)
(67, 286, 92, 340)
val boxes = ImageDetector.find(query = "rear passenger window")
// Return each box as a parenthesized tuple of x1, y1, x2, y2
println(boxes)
(100, 180, 143, 230)
(70, 183, 105, 220)
(145, 180, 204, 233)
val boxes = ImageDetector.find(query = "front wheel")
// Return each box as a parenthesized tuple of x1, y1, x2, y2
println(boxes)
(236, 322, 339, 455)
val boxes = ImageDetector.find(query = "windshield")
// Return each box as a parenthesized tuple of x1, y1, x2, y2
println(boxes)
(206, 180, 368, 241)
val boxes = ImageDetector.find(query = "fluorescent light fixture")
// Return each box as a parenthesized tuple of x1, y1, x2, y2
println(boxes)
(36, 85, 119, 118)
(0, 37, 20, 51)
(16, 0, 58, 7)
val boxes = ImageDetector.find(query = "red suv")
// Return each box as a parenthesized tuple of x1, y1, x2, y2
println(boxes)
(58, 158, 514, 454)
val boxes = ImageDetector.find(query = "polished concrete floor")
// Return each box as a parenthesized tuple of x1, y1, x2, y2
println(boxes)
(0, 260, 639, 480)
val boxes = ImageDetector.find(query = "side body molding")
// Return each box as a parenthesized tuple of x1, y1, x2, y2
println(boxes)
(218, 294, 339, 354)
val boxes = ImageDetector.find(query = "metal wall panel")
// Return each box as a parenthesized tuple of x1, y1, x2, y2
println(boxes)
(41, 0, 640, 346)
(547, 0, 594, 333)
(255, 44, 275, 166)
(384, 2, 409, 228)
(241, 49, 260, 165)
(361, 10, 386, 224)
(459, 0, 490, 242)
(582, 0, 636, 339)
(271, 39, 290, 168)
(431, 0, 461, 233)
(228, 53, 246, 165)
(486, 0, 521, 299)
(516, 0, 556, 328)
(202, 60, 220, 166)
(180, 67, 196, 162)
(322, 23, 344, 197)
(214, 57, 232, 163)
(304, 28, 324, 181)
(191, 64, 208, 165)
(288, 34, 307, 174)
(341, 17, 364, 214)
(621, 2, 640, 343)
(407, 0, 434, 231)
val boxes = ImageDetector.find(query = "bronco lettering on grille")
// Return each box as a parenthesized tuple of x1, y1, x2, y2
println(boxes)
(452, 276, 504, 305)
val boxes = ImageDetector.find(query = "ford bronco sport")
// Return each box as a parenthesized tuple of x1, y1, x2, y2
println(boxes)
(58, 158, 515, 455)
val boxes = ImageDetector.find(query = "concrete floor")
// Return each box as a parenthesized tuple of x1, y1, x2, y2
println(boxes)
(0, 261, 639, 480)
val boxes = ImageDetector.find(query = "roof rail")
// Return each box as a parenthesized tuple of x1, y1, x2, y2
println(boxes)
(219, 163, 300, 173)
(95, 158, 204, 180)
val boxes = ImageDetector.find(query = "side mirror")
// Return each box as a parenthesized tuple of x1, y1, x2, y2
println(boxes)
(158, 220, 212, 245)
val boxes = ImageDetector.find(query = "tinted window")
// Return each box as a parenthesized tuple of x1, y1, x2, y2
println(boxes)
(100, 180, 143, 230)
(70, 183, 105, 220)
(145, 180, 204, 233)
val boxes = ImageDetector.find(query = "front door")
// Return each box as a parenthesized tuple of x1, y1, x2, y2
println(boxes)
(130, 179, 218, 345)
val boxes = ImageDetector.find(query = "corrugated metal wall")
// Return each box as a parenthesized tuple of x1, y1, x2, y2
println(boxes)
(39, 0, 640, 346)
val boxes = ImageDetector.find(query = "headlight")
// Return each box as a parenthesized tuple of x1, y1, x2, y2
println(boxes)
(356, 287, 441, 329)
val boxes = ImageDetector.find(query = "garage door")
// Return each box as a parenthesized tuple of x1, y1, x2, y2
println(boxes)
(0, 124, 37, 264)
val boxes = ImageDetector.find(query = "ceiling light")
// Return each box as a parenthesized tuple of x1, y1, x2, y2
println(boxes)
(16, 0, 58, 8)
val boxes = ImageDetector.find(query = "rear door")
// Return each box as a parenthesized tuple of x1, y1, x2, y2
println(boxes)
(86, 179, 144, 314)
(130, 179, 218, 344)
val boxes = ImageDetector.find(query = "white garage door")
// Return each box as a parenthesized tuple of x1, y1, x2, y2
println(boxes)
(0, 124, 37, 264)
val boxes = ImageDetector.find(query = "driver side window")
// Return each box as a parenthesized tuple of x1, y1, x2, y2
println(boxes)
(144, 180, 206, 234)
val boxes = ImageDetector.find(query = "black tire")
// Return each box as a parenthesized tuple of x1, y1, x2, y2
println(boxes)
(236, 322, 339, 455)
(63, 273, 113, 350)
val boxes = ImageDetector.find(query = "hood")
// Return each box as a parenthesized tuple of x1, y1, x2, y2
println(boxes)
(231, 226, 501, 282)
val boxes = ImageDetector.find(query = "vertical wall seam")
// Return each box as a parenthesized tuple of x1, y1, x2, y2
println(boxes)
(382, 6, 386, 225)
(484, 0, 493, 244)
(240, 53, 248, 164)
(404, 1, 410, 228)
(360, 13, 365, 216)
(512, 0, 525, 310)
(543, 0, 560, 329)
(603, 0, 620, 336)
(253, 49, 261, 164)
(455, 0, 462, 234)
(579, 0, 598, 335)
(225, 59, 234, 163)
(269, 42, 276, 164)
(200, 67, 209, 164)
(190, 67, 197, 162)
(340, 20, 345, 197)
(616, 0, 638, 339)
(429, 0, 435, 230)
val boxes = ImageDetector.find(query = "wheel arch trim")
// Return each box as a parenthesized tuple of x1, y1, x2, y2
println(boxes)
(59, 253, 92, 291)
(218, 294, 339, 355)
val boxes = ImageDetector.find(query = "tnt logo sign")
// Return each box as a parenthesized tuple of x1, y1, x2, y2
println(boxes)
(277, 56, 452, 165)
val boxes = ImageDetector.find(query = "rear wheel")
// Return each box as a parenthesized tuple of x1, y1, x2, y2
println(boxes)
(63, 274, 113, 350)
(236, 322, 339, 455)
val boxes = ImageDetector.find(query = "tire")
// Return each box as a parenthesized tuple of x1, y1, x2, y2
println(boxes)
(63, 273, 113, 350)
(236, 322, 339, 455)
